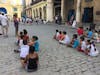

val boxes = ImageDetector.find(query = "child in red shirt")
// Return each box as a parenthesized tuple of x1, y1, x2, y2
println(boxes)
(77, 27, 84, 36)
(57, 31, 63, 41)
(23, 29, 29, 42)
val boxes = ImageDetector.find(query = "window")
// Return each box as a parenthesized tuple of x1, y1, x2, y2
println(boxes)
(13, 8, 17, 11)
(85, 0, 93, 2)
(69, 0, 74, 5)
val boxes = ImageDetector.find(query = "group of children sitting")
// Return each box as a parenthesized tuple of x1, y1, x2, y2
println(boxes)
(77, 27, 100, 43)
(14, 29, 39, 72)
(54, 29, 99, 57)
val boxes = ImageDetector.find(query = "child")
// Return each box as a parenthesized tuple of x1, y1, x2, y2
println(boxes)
(77, 36, 87, 52)
(57, 31, 63, 41)
(77, 27, 84, 36)
(24, 46, 39, 72)
(59, 31, 66, 41)
(59, 31, 70, 45)
(54, 30, 59, 40)
(23, 29, 29, 42)
(87, 29, 93, 38)
(14, 35, 24, 53)
(16, 31, 23, 45)
(84, 28, 89, 37)
(28, 36, 39, 52)
(86, 41, 99, 57)
(93, 30, 99, 43)
(67, 34, 79, 48)
(20, 40, 29, 67)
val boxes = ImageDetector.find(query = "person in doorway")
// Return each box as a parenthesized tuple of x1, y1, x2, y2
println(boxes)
(58, 15, 62, 25)
(90, 23, 96, 31)
(13, 14, 19, 36)
(55, 15, 58, 24)
(1, 13, 9, 37)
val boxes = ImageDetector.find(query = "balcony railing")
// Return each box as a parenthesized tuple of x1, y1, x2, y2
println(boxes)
(31, 0, 46, 5)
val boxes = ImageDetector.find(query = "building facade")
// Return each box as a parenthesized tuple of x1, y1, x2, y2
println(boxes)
(0, 0, 23, 20)
(25, 0, 100, 23)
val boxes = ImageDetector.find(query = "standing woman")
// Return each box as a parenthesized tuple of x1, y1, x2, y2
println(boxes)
(13, 14, 19, 36)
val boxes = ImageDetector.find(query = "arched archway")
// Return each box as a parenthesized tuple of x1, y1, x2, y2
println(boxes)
(36, 9, 38, 17)
(0, 7, 7, 14)
(33, 10, 35, 18)
(39, 7, 42, 19)
(43, 6, 46, 20)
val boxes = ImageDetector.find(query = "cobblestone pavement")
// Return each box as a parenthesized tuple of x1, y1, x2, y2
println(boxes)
(0, 22, 100, 75)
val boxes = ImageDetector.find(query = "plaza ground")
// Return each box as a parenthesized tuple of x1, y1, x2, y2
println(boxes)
(0, 22, 100, 75)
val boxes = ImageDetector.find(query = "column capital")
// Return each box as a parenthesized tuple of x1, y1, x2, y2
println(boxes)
(47, 0, 53, 3)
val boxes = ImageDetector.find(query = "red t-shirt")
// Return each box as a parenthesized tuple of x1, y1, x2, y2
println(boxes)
(77, 28, 84, 36)
(23, 35, 29, 41)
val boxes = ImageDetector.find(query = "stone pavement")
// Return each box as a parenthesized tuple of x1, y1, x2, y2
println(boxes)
(0, 22, 100, 75)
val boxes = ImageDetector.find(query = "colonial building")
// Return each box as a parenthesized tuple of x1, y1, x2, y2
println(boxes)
(0, 0, 23, 20)
(25, 0, 100, 23)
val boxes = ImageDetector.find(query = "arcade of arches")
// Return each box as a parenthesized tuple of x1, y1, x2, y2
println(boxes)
(25, 0, 100, 23)
(26, 0, 78, 22)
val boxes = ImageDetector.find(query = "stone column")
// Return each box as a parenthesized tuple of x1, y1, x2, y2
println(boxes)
(61, 0, 66, 22)
(42, 7, 44, 20)
(46, 0, 54, 22)
(76, 0, 81, 23)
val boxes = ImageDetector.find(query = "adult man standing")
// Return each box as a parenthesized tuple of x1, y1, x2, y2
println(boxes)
(1, 13, 9, 37)
(0, 12, 3, 35)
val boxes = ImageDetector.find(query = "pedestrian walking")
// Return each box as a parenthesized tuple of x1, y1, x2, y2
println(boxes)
(0, 13, 9, 37)
(58, 15, 62, 25)
(0, 12, 3, 35)
(13, 14, 19, 36)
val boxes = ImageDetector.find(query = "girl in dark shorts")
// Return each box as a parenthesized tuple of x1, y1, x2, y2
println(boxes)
(23, 46, 39, 72)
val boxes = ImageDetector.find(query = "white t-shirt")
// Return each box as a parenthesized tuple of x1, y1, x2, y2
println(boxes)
(1, 15, 8, 26)
(19, 39, 23, 47)
(56, 32, 59, 38)
(63, 35, 70, 44)
(72, 20, 76, 28)
(20, 45, 29, 58)
(88, 44, 99, 57)
(94, 33, 99, 39)
(81, 41, 87, 51)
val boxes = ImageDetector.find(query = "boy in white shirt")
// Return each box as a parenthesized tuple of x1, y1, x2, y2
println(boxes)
(78, 36, 87, 52)
(59, 31, 70, 45)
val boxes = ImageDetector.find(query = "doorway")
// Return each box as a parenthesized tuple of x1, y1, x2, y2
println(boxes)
(82, 7, 93, 23)
(67, 9, 75, 21)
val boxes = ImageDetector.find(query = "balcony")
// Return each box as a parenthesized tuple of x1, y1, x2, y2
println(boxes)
(31, 0, 46, 5)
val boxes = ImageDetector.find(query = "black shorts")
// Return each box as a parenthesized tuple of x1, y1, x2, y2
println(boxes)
(20, 57, 25, 60)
